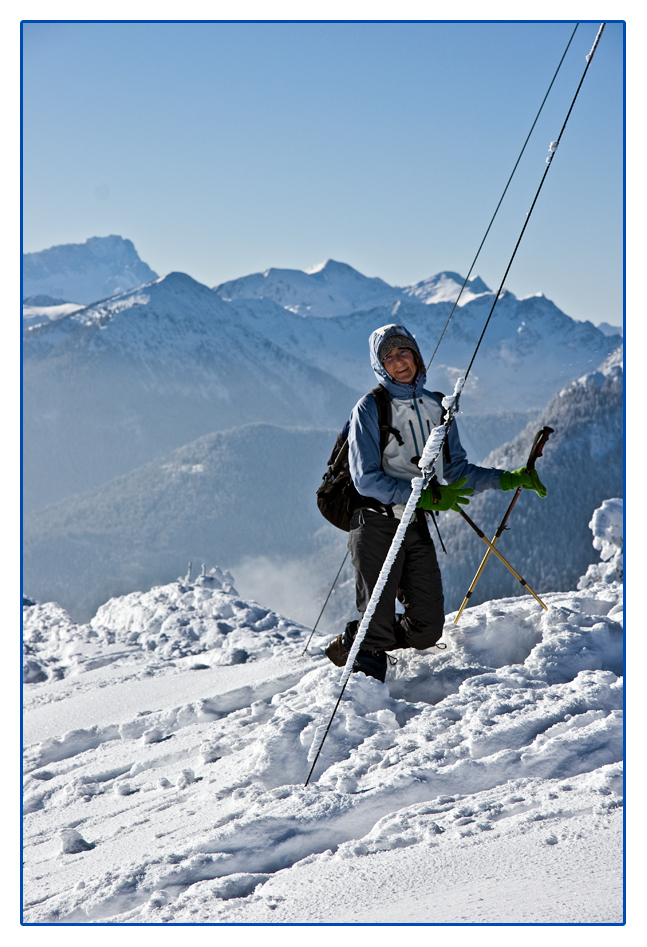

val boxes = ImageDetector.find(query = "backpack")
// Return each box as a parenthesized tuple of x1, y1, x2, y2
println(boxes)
(316, 386, 404, 532)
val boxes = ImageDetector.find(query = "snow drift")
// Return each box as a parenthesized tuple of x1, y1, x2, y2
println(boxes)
(22, 500, 623, 924)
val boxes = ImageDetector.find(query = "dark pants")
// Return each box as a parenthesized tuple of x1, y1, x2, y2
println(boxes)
(348, 508, 445, 652)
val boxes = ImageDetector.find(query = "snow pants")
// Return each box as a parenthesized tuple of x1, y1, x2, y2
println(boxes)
(348, 508, 445, 652)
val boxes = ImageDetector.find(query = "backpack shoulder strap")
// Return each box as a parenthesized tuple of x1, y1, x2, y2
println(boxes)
(431, 390, 451, 464)
(431, 391, 447, 423)
(370, 385, 404, 452)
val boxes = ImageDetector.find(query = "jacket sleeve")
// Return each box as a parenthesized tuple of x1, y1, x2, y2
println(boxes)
(444, 418, 504, 494)
(348, 395, 413, 505)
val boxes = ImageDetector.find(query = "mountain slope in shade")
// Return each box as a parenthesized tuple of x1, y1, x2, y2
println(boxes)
(22, 235, 158, 304)
(23, 347, 623, 628)
(23, 424, 338, 622)
(435, 346, 623, 611)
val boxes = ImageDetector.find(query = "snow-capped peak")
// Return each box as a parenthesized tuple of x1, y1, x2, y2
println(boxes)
(22, 235, 158, 304)
(400, 271, 492, 306)
(304, 259, 329, 274)
(214, 260, 400, 317)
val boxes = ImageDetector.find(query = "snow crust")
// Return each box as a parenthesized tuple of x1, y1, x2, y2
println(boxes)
(22, 503, 623, 924)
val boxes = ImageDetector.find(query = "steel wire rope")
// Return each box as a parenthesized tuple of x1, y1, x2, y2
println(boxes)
(463, 22, 605, 383)
(426, 22, 579, 371)
(305, 22, 606, 788)
(301, 551, 349, 655)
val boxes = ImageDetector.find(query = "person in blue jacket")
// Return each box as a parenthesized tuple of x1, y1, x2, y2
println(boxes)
(324, 323, 546, 682)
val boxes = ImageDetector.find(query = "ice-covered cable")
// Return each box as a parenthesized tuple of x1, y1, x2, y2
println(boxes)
(338, 374, 465, 688)
(586, 22, 605, 62)
(339, 476, 424, 688)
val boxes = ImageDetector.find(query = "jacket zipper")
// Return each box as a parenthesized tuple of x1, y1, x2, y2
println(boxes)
(408, 419, 421, 456)
(414, 398, 428, 448)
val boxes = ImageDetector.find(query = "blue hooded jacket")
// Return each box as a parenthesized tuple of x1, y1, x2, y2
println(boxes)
(347, 324, 503, 508)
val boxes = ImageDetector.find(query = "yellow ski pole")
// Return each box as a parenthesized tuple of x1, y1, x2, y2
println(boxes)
(456, 508, 548, 611)
(454, 426, 553, 622)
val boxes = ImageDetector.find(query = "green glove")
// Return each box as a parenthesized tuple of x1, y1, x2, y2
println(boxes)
(499, 466, 547, 498)
(419, 477, 474, 512)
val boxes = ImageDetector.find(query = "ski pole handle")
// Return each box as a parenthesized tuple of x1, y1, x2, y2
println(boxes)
(526, 426, 554, 472)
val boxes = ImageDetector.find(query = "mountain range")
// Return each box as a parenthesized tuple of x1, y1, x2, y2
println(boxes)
(22, 236, 623, 624)
(213, 260, 490, 317)
(23, 239, 621, 512)
(22, 272, 358, 511)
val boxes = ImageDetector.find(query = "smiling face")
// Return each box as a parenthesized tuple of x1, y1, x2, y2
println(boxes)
(382, 347, 418, 385)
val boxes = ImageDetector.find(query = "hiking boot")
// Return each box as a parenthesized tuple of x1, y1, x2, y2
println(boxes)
(324, 634, 347, 667)
(352, 648, 387, 683)
(324, 620, 359, 667)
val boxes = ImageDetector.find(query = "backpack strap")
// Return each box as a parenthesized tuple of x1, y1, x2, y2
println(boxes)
(368, 385, 402, 519)
(370, 385, 404, 453)
(432, 390, 451, 465)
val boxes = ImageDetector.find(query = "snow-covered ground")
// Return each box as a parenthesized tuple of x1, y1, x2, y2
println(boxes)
(22, 504, 624, 926)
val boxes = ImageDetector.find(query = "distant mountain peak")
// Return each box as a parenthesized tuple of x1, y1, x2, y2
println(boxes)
(22, 235, 158, 305)
(305, 259, 363, 277)
(304, 259, 332, 275)
(152, 271, 207, 292)
(214, 259, 398, 317)
(401, 271, 492, 306)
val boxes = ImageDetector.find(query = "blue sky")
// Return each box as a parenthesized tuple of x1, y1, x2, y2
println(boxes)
(22, 19, 624, 325)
